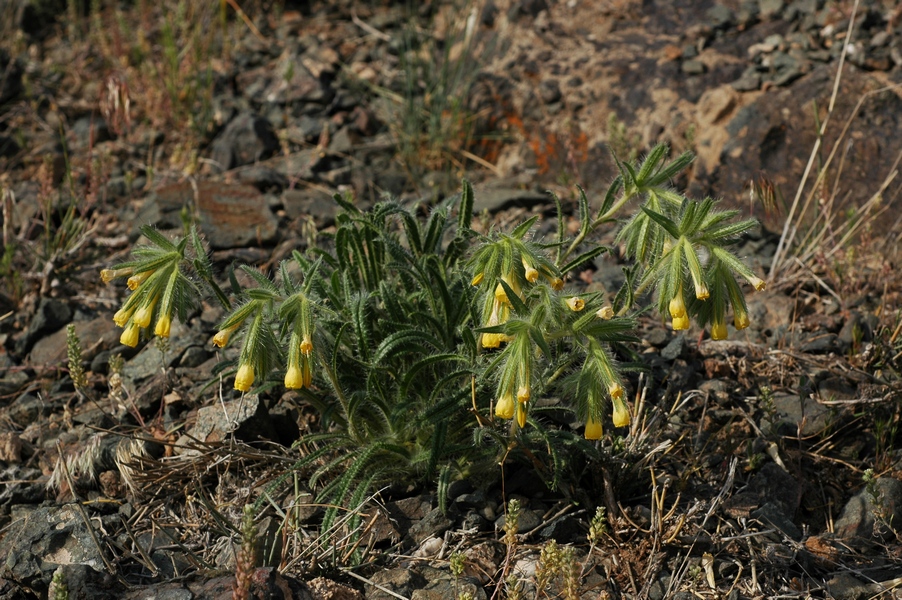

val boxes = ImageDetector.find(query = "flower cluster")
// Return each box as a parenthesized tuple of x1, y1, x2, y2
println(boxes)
(102, 226, 202, 348)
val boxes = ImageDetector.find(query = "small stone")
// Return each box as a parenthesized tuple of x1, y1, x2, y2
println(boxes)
(209, 112, 280, 172)
(834, 477, 902, 546)
(682, 59, 706, 75)
(538, 79, 562, 104)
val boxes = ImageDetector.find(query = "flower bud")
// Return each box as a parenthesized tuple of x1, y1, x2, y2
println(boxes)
(154, 313, 171, 338)
(120, 322, 140, 347)
(584, 417, 603, 440)
(495, 393, 515, 420)
(734, 310, 750, 330)
(470, 272, 484, 286)
(234, 363, 255, 392)
(612, 397, 630, 427)
(550, 277, 564, 291)
(750, 276, 766, 291)
(285, 364, 304, 389)
(113, 306, 134, 328)
(669, 293, 686, 319)
(517, 385, 530, 403)
(711, 321, 728, 340)
(522, 258, 539, 283)
(695, 282, 710, 300)
(127, 270, 152, 291)
(300, 335, 313, 356)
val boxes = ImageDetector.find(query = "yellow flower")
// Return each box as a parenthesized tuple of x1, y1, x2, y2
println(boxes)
(101, 267, 132, 284)
(609, 382, 624, 401)
(120, 322, 140, 347)
(213, 324, 238, 348)
(302, 359, 312, 388)
(471, 272, 485, 286)
(285, 364, 304, 389)
(127, 270, 153, 291)
(517, 403, 527, 428)
(695, 282, 710, 300)
(154, 313, 171, 338)
(133, 296, 159, 329)
(596, 305, 614, 320)
(550, 277, 564, 291)
(517, 385, 530, 403)
(750, 276, 766, 291)
(612, 397, 630, 427)
(481, 298, 511, 349)
(669, 291, 686, 319)
(734, 309, 750, 330)
(711, 320, 728, 340)
(522, 258, 539, 283)
(672, 314, 690, 331)
(234, 363, 255, 392)
(566, 297, 585, 312)
(495, 393, 515, 420)
(300, 335, 313, 356)
(584, 417, 603, 440)
(113, 306, 134, 328)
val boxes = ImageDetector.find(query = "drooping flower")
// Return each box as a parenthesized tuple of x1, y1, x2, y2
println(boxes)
(133, 296, 159, 328)
(101, 267, 133, 284)
(550, 277, 564, 291)
(517, 403, 527, 428)
(734, 307, 750, 330)
(234, 363, 255, 392)
(113, 306, 135, 328)
(120, 322, 140, 347)
(669, 290, 687, 319)
(566, 297, 585, 312)
(154, 313, 171, 338)
(517, 385, 530, 403)
(213, 324, 239, 348)
(612, 397, 630, 427)
(127, 270, 153, 291)
(481, 298, 512, 349)
(300, 335, 313, 356)
(596, 305, 615, 320)
(749, 276, 766, 291)
(711, 320, 728, 340)
(695, 281, 710, 300)
(495, 393, 515, 420)
(672, 314, 690, 331)
(470, 272, 484, 286)
(522, 258, 539, 283)
(285, 364, 304, 389)
(584, 417, 603, 440)
(609, 382, 624, 400)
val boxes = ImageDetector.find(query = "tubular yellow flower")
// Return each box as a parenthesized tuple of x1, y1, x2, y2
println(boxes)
(612, 397, 630, 427)
(750, 276, 766, 291)
(566, 297, 585, 312)
(302, 358, 312, 388)
(734, 308, 750, 330)
(495, 393, 515, 420)
(609, 382, 624, 401)
(481, 298, 511, 349)
(133, 296, 159, 328)
(517, 404, 527, 428)
(596, 305, 615, 320)
(669, 291, 686, 319)
(285, 364, 304, 389)
(517, 385, 530, 404)
(234, 363, 255, 392)
(695, 282, 710, 300)
(300, 335, 313, 356)
(120, 322, 140, 347)
(471, 272, 484, 286)
(711, 320, 728, 340)
(154, 313, 171, 338)
(113, 306, 134, 328)
(584, 417, 603, 440)
(101, 267, 133, 284)
(672, 314, 690, 330)
(127, 270, 153, 291)
(213, 324, 239, 348)
(550, 277, 564, 291)
(522, 258, 539, 283)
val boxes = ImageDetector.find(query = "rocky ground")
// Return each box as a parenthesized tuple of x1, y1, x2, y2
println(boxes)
(1, 0, 902, 598)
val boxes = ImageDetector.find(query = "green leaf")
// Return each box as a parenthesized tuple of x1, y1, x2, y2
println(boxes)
(559, 245, 607, 277)
(498, 278, 528, 316)
(371, 329, 437, 366)
(139, 225, 177, 252)
(635, 143, 668, 185)
(640, 205, 681, 239)
(647, 150, 695, 187)
(511, 215, 540, 239)
(458, 179, 474, 230)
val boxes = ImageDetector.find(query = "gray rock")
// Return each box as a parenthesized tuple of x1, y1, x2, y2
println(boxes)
(210, 112, 279, 172)
(681, 59, 706, 75)
(834, 477, 902, 546)
(750, 501, 802, 540)
(471, 185, 549, 214)
(16, 297, 72, 355)
(409, 507, 454, 545)
(758, 0, 784, 19)
(140, 181, 278, 249)
(538, 79, 561, 104)
(365, 568, 426, 600)
(661, 334, 687, 360)
(732, 66, 762, 91)
(800, 332, 837, 353)
(765, 391, 831, 437)
(186, 394, 277, 445)
(1, 504, 112, 590)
